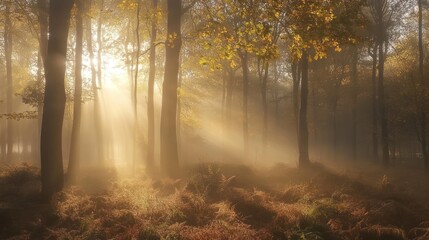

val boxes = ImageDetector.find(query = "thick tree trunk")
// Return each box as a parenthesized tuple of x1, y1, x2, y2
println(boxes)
(351, 46, 358, 162)
(240, 52, 249, 159)
(68, 0, 83, 182)
(160, 0, 181, 177)
(298, 52, 310, 167)
(4, 3, 13, 160)
(147, 0, 158, 173)
(41, 0, 74, 200)
(418, 0, 428, 170)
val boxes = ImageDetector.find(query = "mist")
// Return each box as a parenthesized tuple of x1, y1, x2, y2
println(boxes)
(1, 0, 429, 239)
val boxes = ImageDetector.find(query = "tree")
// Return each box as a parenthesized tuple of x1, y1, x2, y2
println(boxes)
(85, 0, 105, 163)
(133, 0, 141, 172)
(351, 46, 358, 162)
(369, 0, 391, 166)
(198, 0, 280, 159)
(96, 0, 104, 89)
(4, 1, 13, 160)
(147, 0, 158, 173)
(368, 40, 379, 162)
(36, 0, 49, 162)
(298, 51, 310, 166)
(160, 0, 182, 177)
(68, 0, 84, 182)
(40, 0, 74, 200)
(285, 0, 343, 167)
(417, 0, 428, 170)
(284, 0, 365, 167)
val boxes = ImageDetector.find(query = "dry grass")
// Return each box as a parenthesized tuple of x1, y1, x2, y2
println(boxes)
(2, 162, 429, 239)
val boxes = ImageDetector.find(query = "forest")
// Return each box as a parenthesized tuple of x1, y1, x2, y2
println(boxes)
(2, 0, 429, 239)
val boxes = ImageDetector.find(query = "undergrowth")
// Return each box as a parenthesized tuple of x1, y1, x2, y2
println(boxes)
(1, 162, 429, 239)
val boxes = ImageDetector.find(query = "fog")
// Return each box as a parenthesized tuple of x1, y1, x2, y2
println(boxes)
(2, 0, 429, 239)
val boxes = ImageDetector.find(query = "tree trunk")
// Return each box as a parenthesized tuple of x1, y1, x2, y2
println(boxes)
(41, 0, 74, 200)
(124, 19, 133, 97)
(177, 57, 183, 160)
(86, 0, 105, 162)
(4, 2, 13, 160)
(298, 51, 310, 167)
(258, 59, 269, 153)
(418, 0, 428, 170)
(160, 0, 181, 177)
(330, 68, 340, 162)
(333, 102, 337, 161)
(38, 0, 48, 64)
(351, 46, 358, 162)
(292, 60, 300, 135)
(371, 42, 379, 162)
(226, 69, 234, 125)
(37, 0, 48, 159)
(133, 0, 141, 172)
(311, 64, 318, 159)
(240, 52, 249, 159)
(273, 60, 279, 117)
(97, 0, 104, 89)
(378, 40, 389, 166)
(68, 0, 83, 182)
(147, 0, 158, 173)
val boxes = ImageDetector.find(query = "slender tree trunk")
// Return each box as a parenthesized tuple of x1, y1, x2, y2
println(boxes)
(86, 0, 105, 162)
(371, 43, 379, 162)
(124, 19, 133, 96)
(133, 0, 141, 172)
(273, 60, 279, 116)
(258, 59, 269, 153)
(240, 52, 249, 159)
(68, 0, 83, 182)
(351, 46, 358, 162)
(221, 68, 227, 159)
(226, 69, 234, 123)
(298, 51, 310, 167)
(418, 0, 428, 170)
(97, 0, 104, 89)
(378, 40, 389, 166)
(225, 68, 234, 149)
(332, 65, 344, 161)
(4, 3, 13, 160)
(333, 101, 338, 161)
(38, 0, 48, 64)
(177, 57, 183, 159)
(41, 0, 73, 200)
(311, 64, 318, 159)
(292, 60, 300, 135)
(160, 0, 181, 177)
(147, 0, 158, 173)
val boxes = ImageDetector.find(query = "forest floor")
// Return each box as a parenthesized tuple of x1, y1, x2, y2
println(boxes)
(1, 161, 429, 240)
